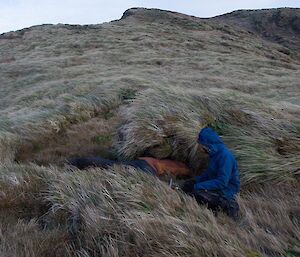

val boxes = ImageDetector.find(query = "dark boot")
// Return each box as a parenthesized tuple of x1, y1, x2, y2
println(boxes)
(193, 190, 222, 213)
(225, 199, 239, 220)
(219, 197, 239, 220)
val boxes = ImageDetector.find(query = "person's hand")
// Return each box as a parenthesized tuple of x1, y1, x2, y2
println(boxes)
(171, 184, 180, 190)
(180, 178, 195, 193)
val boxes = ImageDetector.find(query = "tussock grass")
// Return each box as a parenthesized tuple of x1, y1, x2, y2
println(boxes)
(0, 7, 299, 257)
(116, 87, 300, 183)
(16, 112, 120, 165)
(0, 163, 299, 257)
(0, 163, 52, 220)
(0, 219, 69, 257)
(0, 132, 19, 162)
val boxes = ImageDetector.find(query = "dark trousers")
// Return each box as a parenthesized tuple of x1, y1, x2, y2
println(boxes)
(192, 190, 239, 219)
(67, 156, 156, 175)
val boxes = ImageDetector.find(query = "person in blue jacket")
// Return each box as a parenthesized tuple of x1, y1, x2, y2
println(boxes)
(181, 127, 240, 219)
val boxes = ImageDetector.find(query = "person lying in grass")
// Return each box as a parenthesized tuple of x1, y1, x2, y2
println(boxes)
(181, 127, 240, 219)
(67, 155, 191, 177)
(68, 127, 240, 218)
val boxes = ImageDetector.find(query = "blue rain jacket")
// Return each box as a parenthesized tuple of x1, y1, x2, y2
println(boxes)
(194, 127, 240, 199)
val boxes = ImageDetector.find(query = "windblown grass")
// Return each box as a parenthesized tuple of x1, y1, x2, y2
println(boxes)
(0, 132, 19, 163)
(0, 7, 299, 257)
(0, 163, 299, 257)
(116, 87, 300, 183)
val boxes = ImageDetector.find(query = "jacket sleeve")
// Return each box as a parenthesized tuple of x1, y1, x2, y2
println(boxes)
(194, 170, 210, 183)
(194, 155, 232, 191)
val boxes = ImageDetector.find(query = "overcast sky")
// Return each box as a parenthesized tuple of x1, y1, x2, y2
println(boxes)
(0, 0, 299, 33)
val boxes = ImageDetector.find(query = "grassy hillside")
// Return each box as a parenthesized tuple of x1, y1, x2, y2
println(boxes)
(0, 7, 299, 257)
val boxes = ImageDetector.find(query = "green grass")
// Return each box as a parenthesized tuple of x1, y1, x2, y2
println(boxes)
(91, 134, 112, 144)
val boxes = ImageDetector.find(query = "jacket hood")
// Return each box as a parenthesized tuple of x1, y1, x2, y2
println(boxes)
(198, 127, 224, 155)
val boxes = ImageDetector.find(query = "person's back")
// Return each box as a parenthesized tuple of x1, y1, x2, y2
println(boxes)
(195, 127, 240, 199)
(181, 127, 240, 219)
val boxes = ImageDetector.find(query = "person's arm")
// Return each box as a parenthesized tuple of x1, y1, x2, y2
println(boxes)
(194, 155, 232, 191)
(194, 169, 210, 183)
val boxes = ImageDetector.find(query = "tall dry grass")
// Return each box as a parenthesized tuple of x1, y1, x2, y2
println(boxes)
(0, 7, 299, 257)
(115, 87, 300, 183)
(0, 163, 299, 257)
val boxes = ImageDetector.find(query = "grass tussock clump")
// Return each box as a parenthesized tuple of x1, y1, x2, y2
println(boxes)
(116, 87, 300, 184)
(16, 112, 120, 165)
(0, 219, 69, 257)
(0, 132, 20, 163)
(0, 164, 70, 257)
(0, 82, 131, 159)
(0, 163, 54, 220)
(1, 163, 298, 257)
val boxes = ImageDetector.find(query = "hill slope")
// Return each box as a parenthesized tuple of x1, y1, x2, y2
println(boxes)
(212, 8, 300, 57)
(0, 7, 299, 257)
